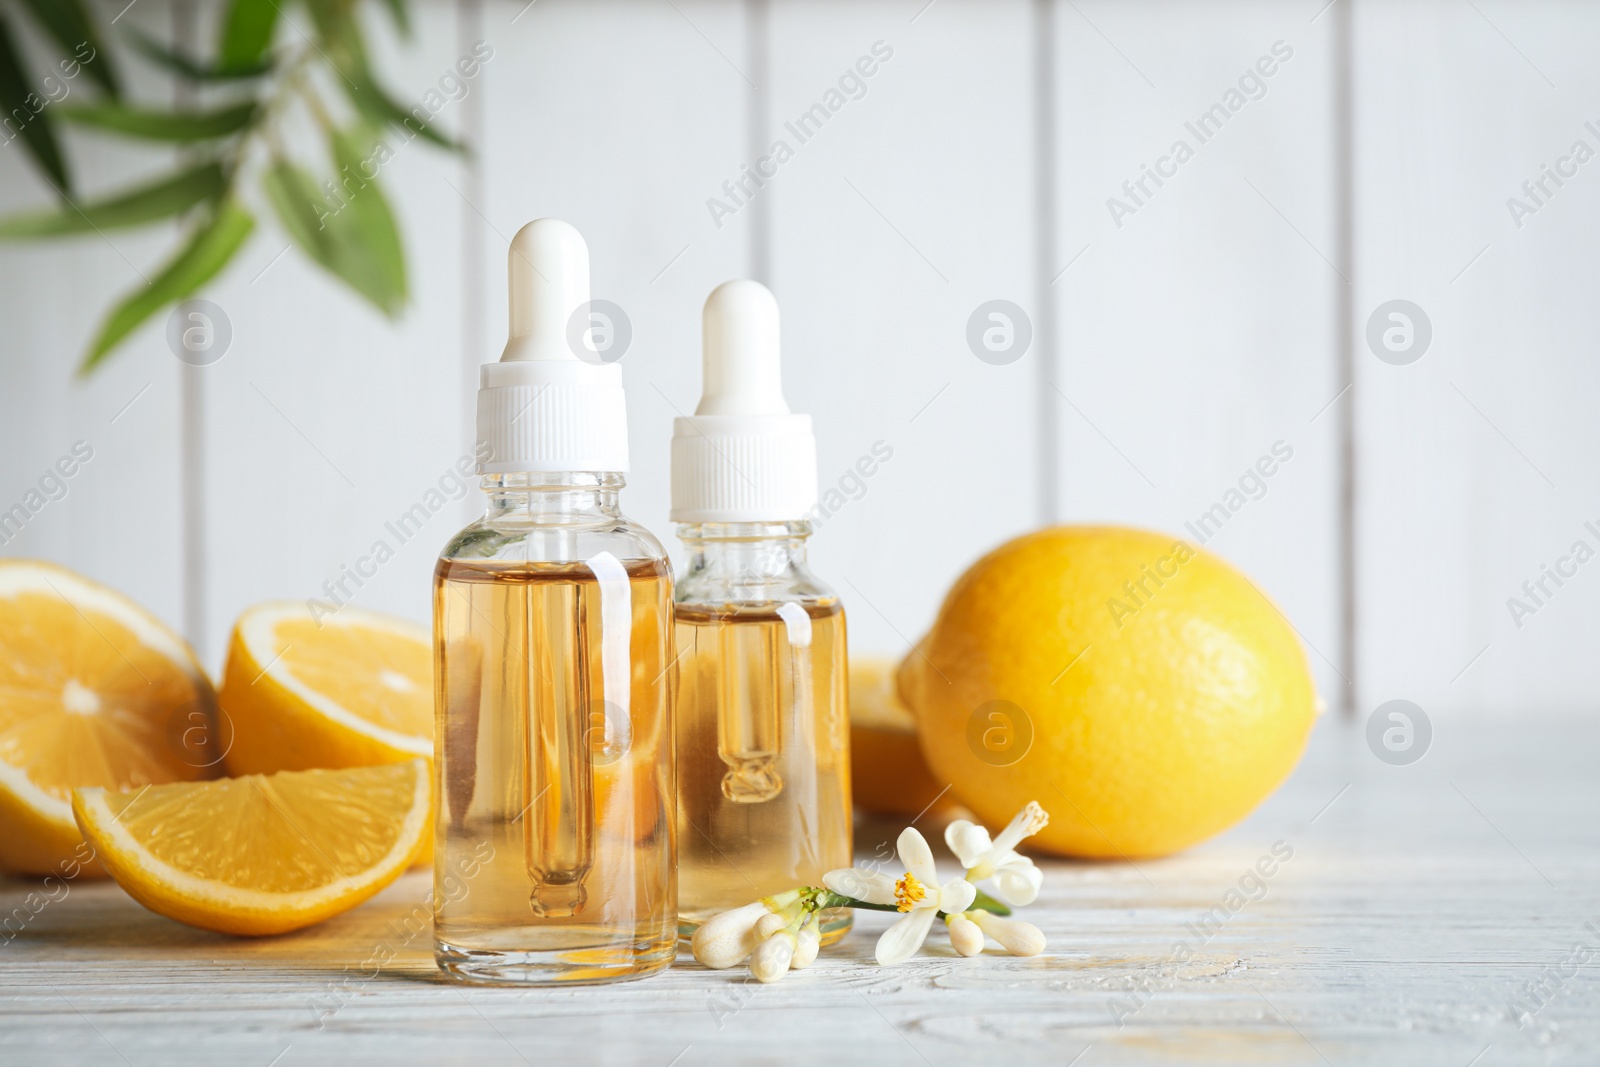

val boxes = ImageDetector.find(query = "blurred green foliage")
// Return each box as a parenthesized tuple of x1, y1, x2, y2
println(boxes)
(0, 0, 457, 373)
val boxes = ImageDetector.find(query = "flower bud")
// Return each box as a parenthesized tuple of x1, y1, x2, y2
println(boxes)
(971, 910, 1046, 957)
(946, 913, 984, 957)
(791, 922, 821, 969)
(755, 911, 788, 940)
(750, 931, 796, 983)
(691, 901, 772, 969)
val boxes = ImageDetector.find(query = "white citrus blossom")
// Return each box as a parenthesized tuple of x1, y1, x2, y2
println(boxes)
(945, 801, 1049, 907)
(824, 827, 977, 966)
(969, 909, 1046, 956)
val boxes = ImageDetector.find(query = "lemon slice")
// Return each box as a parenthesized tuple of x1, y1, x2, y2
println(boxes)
(72, 760, 430, 935)
(848, 656, 957, 819)
(218, 601, 432, 776)
(0, 559, 218, 876)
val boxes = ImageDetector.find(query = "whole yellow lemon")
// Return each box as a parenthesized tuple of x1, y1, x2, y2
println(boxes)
(897, 526, 1316, 859)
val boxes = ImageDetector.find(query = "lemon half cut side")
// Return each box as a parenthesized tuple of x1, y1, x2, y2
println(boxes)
(72, 759, 430, 936)
(0, 559, 219, 876)
(219, 601, 433, 777)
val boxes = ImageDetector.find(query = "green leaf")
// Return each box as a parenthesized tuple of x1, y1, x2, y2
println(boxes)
(16, 0, 120, 98)
(262, 158, 334, 262)
(378, 0, 412, 37)
(0, 162, 224, 237)
(303, 0, 442, 155)
(0, 12, 71, 197)
(218, 0, 279, 72)
(263, 143, 407, 317)
(328, 126, 406, 311)
(344, 68, 457, 151)
(300, 1, 361, 59)
(79, 200, 255, 374)
(59, 101, 258, 141)
(969, 888, 1012, 917)
(126, 27, 270, 81)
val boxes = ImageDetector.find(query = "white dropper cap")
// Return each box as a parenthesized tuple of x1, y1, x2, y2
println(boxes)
(477, 219, 629, 473)
(670, 280, 817, 522)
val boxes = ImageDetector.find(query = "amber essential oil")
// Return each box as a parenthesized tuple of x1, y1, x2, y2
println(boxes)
(674, 598, 851, 939)
(433, 556, 676, 983)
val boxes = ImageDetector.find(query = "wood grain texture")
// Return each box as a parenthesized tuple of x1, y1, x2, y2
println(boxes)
(4, 713, 1598, 1066)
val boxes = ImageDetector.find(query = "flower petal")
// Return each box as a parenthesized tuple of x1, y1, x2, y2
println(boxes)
(823, 867, 897, 905)
(990, 800, 1050, 855)
(991, 857, 1043, 907)
(944, 820, 992, 869)
(896, 827, 937, 885)
(938, 877, 977, 915)
(875, 907, 937, 966)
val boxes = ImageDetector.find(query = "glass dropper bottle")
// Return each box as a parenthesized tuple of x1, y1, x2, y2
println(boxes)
(432, 219, 677, 985)
(670, 280, 853, 943)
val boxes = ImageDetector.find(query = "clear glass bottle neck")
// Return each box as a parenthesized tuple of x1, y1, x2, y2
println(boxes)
(481, 471, 624, 522)
(677, 520, 811, 553)
(675, 521, 815, 599)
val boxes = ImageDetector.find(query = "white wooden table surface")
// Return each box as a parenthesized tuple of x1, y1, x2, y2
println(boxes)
(4, 712, 1598, 1066)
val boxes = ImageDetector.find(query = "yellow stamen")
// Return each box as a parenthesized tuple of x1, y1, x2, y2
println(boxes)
(893, 873, 926, 912)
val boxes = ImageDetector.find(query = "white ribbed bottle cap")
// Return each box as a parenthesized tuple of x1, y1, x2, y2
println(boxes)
(671, 280, 817, 522)
(477, 219, 629, 474)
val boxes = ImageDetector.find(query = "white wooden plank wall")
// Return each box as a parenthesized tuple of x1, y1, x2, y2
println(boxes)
(1052, 0, 1344, 706)
(0, 0, 1595, 718)
(1353, 0, 1600, 715)
(766, 0, 1040, 671)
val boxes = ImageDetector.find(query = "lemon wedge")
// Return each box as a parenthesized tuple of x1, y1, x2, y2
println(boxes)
(72, 760, 429, 935)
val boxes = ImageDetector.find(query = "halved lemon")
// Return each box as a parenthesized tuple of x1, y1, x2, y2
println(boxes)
(218, 601, 432, 776)
(72, 759, 430, 936)
(849, 656, 959, 820)
(0, 559, 219, 877)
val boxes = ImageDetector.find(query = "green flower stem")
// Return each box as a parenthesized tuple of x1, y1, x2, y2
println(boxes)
(810, 887, 1012, 919)
(815, 890, 897, 914)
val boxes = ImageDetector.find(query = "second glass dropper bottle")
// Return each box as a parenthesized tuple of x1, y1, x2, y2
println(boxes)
(670, 280, 854, 943)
